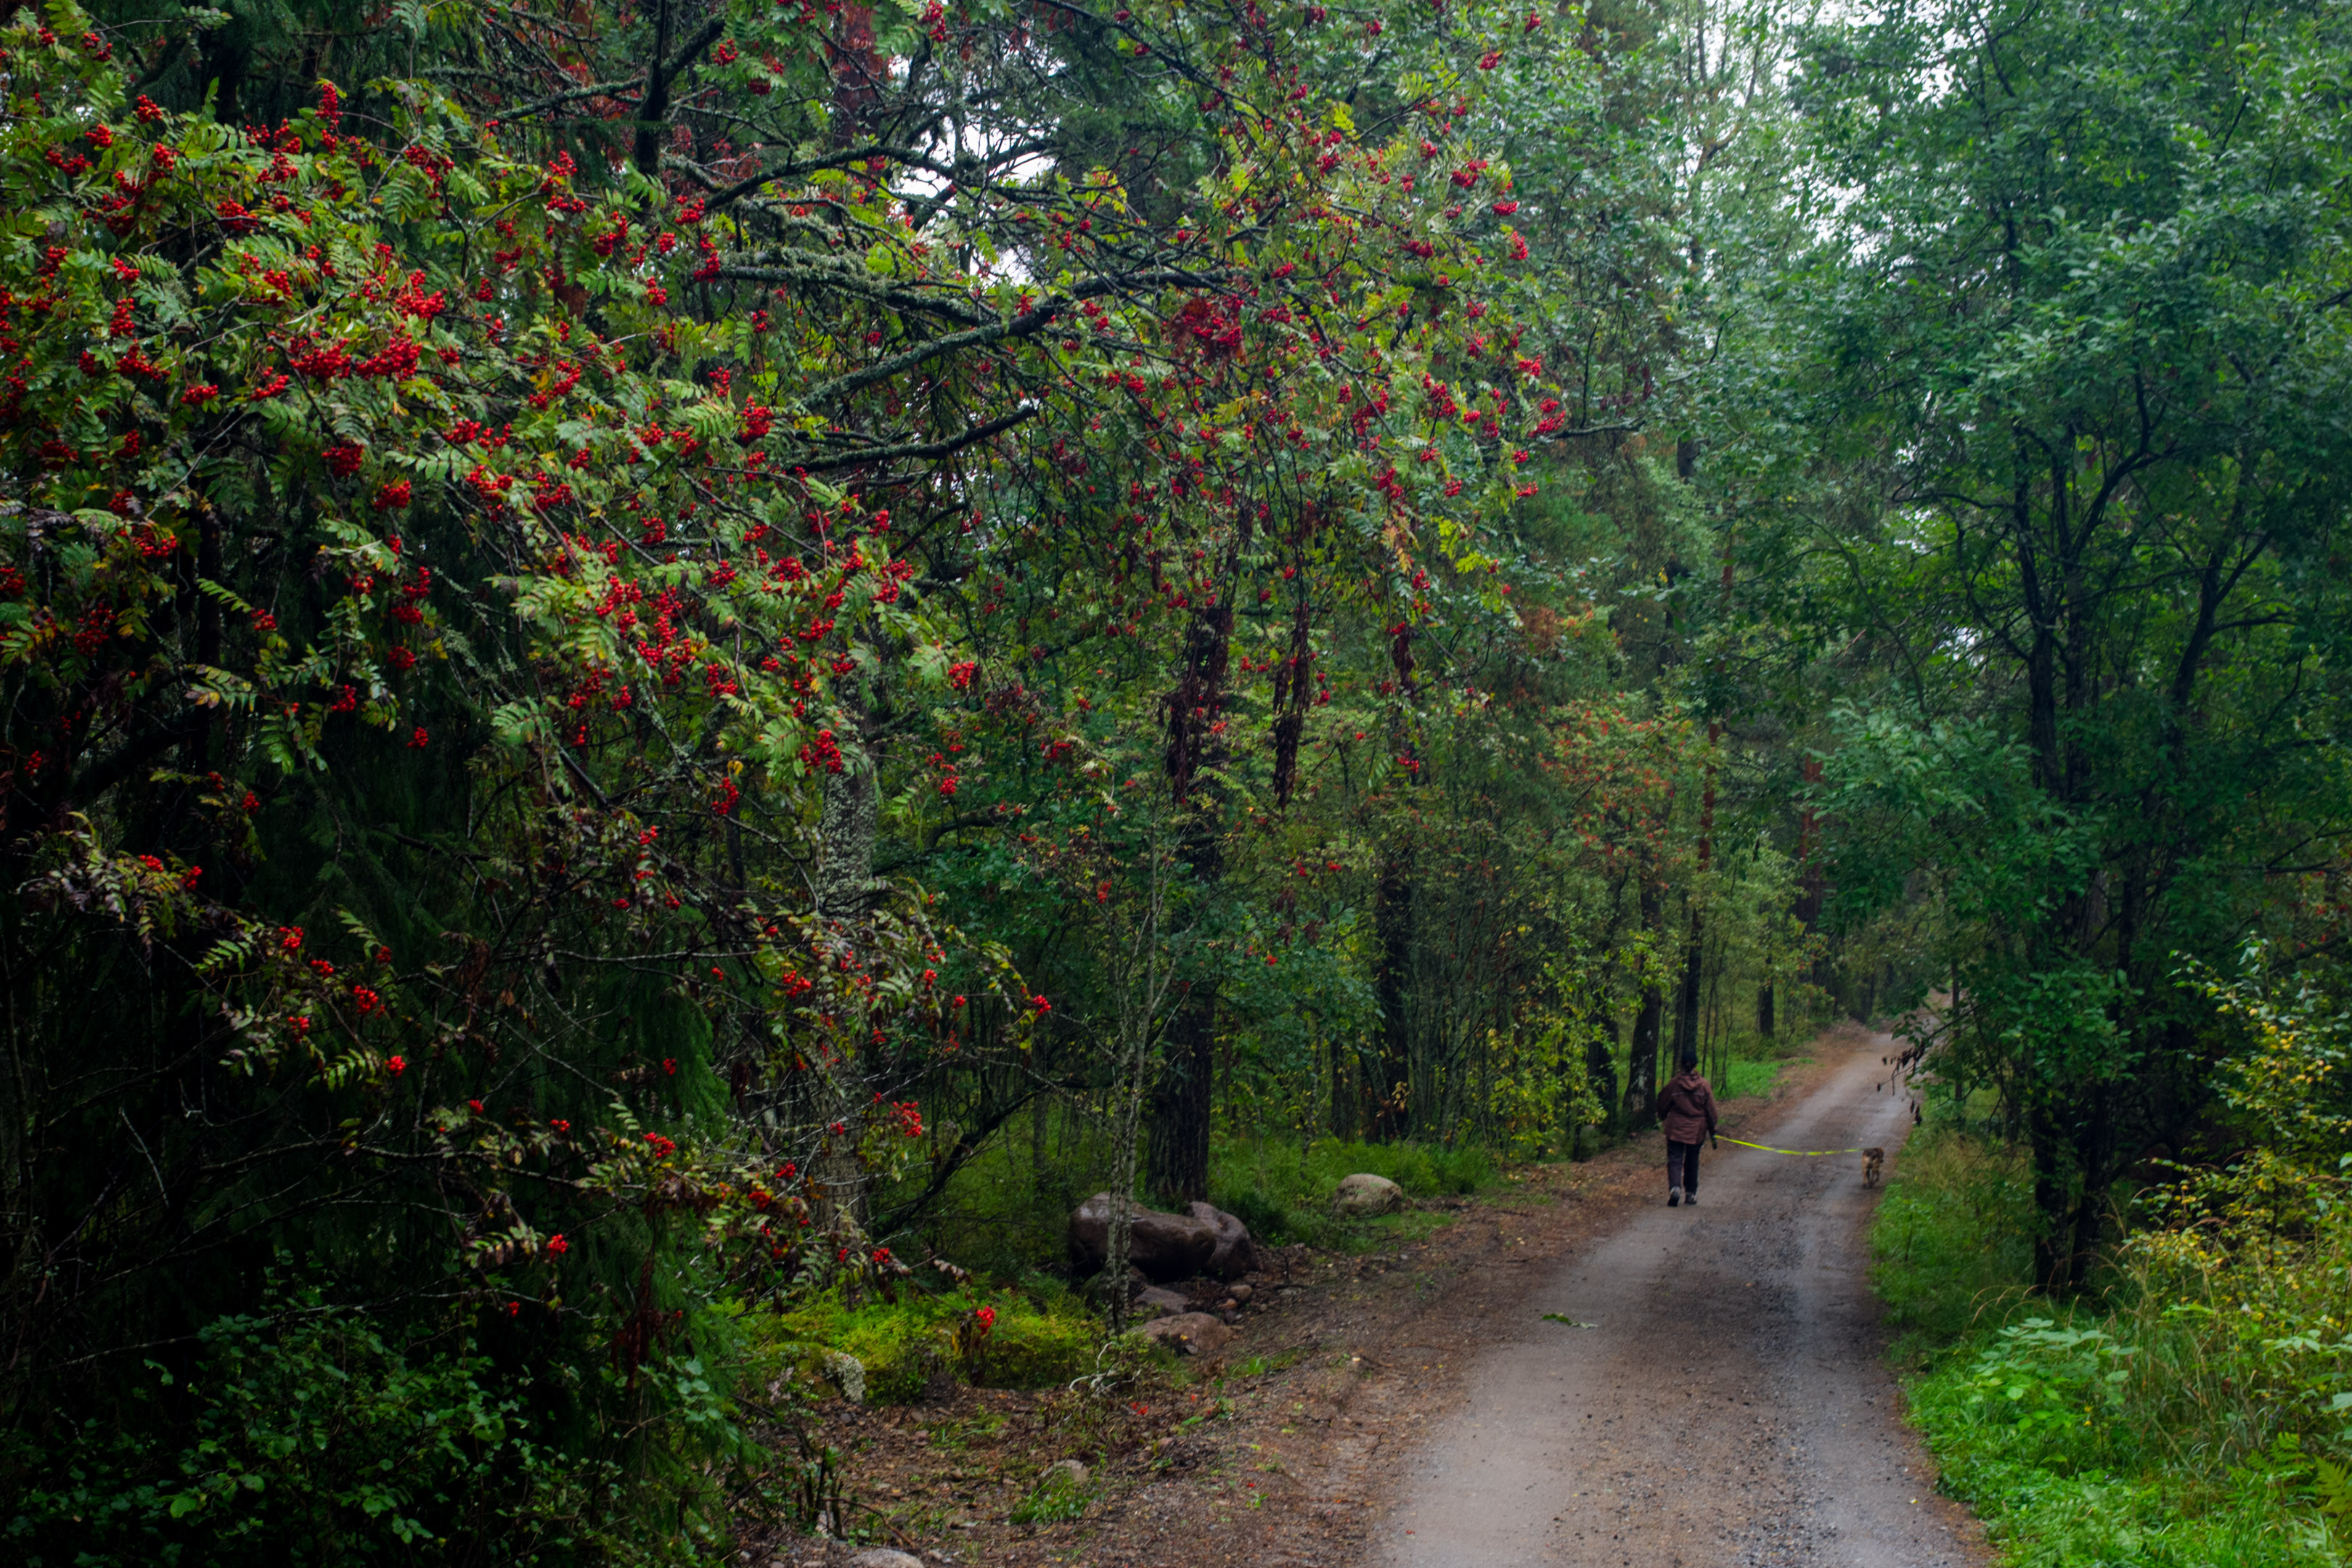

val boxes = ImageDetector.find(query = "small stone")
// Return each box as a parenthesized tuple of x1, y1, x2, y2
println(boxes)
(1334, 1172, 1405, 1216)
(1040, 1458, 1090, 1487)
(1216, 1297, 1238, 1312)
(1142, 1310, 1233, 1356)
(1134, 1285, 1190, 1320)
(850, 1555, 925, 1568)
(1228, 1283, 1254, 1304)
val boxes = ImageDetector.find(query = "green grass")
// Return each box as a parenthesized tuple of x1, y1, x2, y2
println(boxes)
(1906, 1371, 2339, 1567)
(1872, 1120, 2347, 1567)
(889, 1119, 1504, 1275)
(1208, 1135, 1496, 1251)
(1871, 1118, 2038, 1354)
(846, 1121, 1506, 1414)
(1008, 1467, 1092, 1524)
(755, 1280, 1107, 1405)
(878, 1120, 1120, 1281)
(1721, 1053, 1807, 1101)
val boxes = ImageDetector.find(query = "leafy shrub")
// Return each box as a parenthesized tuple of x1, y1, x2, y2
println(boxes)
(1219, 1185, 1299, 1246)
(1906, 1316, 2340, 1567)
(1874, 1114, 2352, 1565)
(760, 1283, 1101, 1406)
(2, 1295, 703, 1567)
(1871, 1122, 2038, 1351)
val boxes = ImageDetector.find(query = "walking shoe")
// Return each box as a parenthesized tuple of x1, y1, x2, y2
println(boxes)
(1667, 1186, 1681, 1207)
(1684, 1191, 1698, 1206)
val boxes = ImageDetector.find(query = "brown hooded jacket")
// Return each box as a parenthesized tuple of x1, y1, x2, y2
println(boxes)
(1657, 1069, 1718, 1145)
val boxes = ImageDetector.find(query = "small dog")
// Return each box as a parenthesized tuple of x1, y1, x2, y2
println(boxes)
(1863, 1148, 1885, 1187)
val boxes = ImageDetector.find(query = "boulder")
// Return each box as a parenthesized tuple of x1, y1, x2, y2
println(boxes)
(1334, 1172, 1405, 1216)
(1141, 1311, 1233, 1357)
(1134, 1285, 1191, 1320)
(1069, 1193, 1217, 1282)
(1185, 1200, 1267, 1281)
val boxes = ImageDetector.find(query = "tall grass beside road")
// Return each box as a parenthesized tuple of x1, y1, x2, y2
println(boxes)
(1874, 1122, 2351, 1567)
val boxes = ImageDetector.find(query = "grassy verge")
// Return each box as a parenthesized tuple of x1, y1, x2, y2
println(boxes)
(830, 1127, 1503, 1408)
(890, 1121, 1506, 1273)
(880, 1122, 1116, 1281)
(1872, 1122, 2348, 1566)
(1721, 1052, 1808, 1101)
(1209, 1135, 1495, 1251)
(749, 1278, 1127, 1405)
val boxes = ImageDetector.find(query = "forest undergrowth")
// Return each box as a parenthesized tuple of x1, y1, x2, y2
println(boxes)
(1876, 1094, 2352, 1564)
(736, 1026, 1813, 1440)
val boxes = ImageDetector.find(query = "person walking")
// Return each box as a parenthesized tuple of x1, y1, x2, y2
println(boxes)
(1657, 1050, 1718, 1206)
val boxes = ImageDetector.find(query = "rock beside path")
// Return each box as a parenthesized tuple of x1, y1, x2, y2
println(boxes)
(1141, 1311, 1233, 1356)
(1068, 1193, 1217, 1281)
(1187, 1199, 1268, 1280)
(1334, 1172, 1404, 1215)
(1068, 1193, 1265, 1282)
(1133, 1285, 1191, 1320)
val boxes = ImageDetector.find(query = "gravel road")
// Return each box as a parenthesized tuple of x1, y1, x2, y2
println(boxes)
(1365, 1033, 1977, 1568)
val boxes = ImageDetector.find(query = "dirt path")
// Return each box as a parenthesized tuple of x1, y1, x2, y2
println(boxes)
(751, 1026, 1987, 1568)
(1365, 1030, 1975, 1568)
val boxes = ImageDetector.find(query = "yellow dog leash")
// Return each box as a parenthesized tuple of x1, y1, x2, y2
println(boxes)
(1713, 1135, 1868, 1157)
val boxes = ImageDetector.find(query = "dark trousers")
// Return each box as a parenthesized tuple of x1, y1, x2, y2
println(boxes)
(1667, 1139, 1702, 1196)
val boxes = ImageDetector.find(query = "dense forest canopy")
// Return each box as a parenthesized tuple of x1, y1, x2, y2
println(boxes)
(0, 0, 2346, 1556)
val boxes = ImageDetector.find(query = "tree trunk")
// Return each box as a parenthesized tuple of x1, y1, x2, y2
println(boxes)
(2026, 1080, 2118, 1294)
(1622, 877, 1665, 1124)
(1626, 987, 1662, 1125)
(1795, 756, 1830, 989)
(1328, 1024, 1357, 1141)
(1672, 904, 1703, 1071)
(1581, 1016, 1620, 1156)
(1675, 722, 1717, 1073)
(1371, 844, 1414, 1138)
(1147, 983, 1214, 1204)
(1030, 1089, 1050, 1198)
(1369, 615, 1423, 1142)
(1148, 600, 1232, 1201)
(2028, 1105, 2074, 1292)
(814, 749, 879, 928)
(1756, 982, 1775, 1040)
